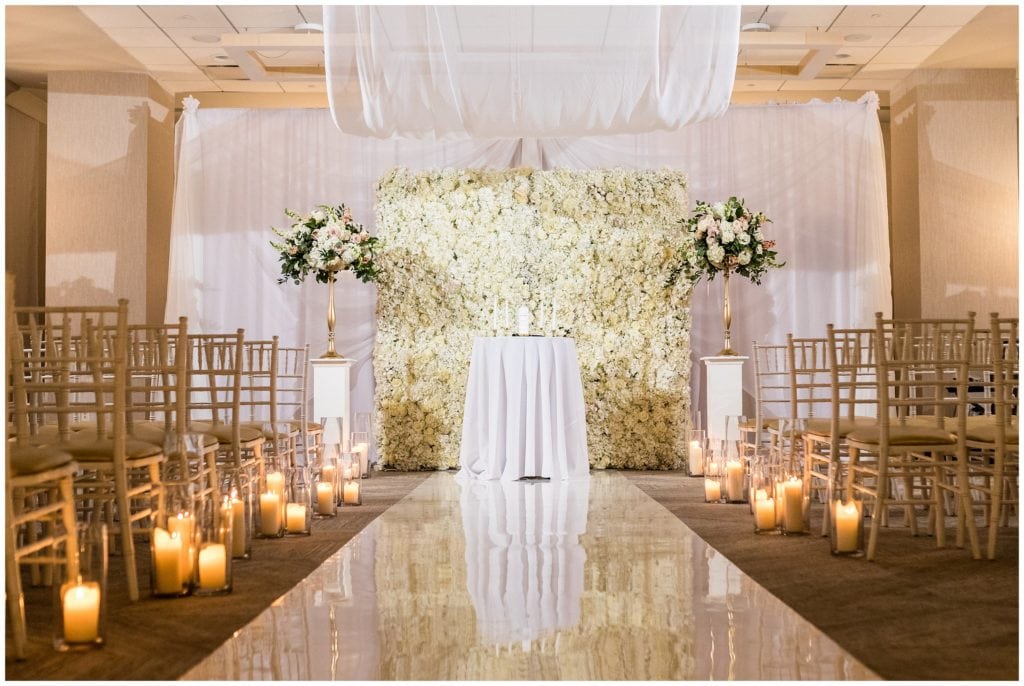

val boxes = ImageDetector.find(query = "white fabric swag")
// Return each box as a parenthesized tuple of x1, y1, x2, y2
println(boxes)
(324, 5, 740, 139)
(165, 94, 891, 440)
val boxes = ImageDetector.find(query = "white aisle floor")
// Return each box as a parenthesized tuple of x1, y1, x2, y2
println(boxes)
(184, 472, 877, 680)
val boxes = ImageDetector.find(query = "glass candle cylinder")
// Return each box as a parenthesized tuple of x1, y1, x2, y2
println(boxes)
(750, 458, 779, 534)
(779, 471, 809, 535)
(342, 459, 362, 506)
(285, 467, 312, 535)
(257, 468, 287, 538)
(151, 480, 195, 597)
(315, 451, 338, 518)
(355, 412, 373, 478)
(688, 429, 706, 477)
(722, 442, 747, 504)
(54, 522, 107, 651)
(830, 494, 865, 555)
(194, 495, 233, 594)
(702, 444, 725, 503)
(351, 431, 369, 479)
(222, 468, 253, 560)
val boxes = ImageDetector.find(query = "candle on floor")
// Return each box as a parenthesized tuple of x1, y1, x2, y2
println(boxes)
(266, 471, 286, 502)
(704, 478, 721, 502)
(783, 476, 804, 533)
(322, 465, 336, 485)
(343, 480, 361, 505)
(834, 501, 860, 552)
(688, 440, 704, 475)
(260, 492, 282, 535)
(726, 459, 744, 501)
(754, 490, 775, 531)
(198, 544, 227, 590)
(166, 512, 195, 580)
(231, 492, 246, 557)
(286, 503, 307, 533)
(316, 482, 334, 515)
(62, 580, 100, 643)
(774, 481, 786, 526)
(153, 527, 184, 594)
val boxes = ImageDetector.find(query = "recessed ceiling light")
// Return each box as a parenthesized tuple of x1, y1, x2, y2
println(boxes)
(870, 13, 882, 20)
(213, 54, 233, 61)
(294, 22, 324, 33)
(741, 22, 771, 32)
(844, 33, 871, 43)
(191, 34, 220, 44)
(835, 52, 852, 59)
(747, 83, 757, 87)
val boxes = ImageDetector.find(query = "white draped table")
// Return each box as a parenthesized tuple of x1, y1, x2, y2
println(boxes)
(459, 336, 589, 480)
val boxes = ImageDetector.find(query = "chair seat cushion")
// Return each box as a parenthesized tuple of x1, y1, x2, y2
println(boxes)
(130, 424, 219, 451)
(241, 421, 297, 440)
(8, 446, 75, 477)
(61, 437, 163, 461)
(739, 418, 778, 431)
(804, 417, 877, 439)
(959, 418, 1019, 445)
(190, 422, 264, 445)
(845, 425, 956, 447)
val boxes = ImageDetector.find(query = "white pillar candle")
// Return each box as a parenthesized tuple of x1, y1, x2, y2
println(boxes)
(783, 477, 804, 532)
(259, 492, 282, 535)
(316, 482, 334, 514)
(198, 544, 227, 590)
(517, 305, 530, 336)
(231, 496, 246, 557)
(754, 490, 775, 530)
(286, 503, 307, 533)
(62, 581, 100, 643)
(153, 527, 184, 594)
(726, 459, 744, 501)
(704, 478, 721, 502)
(343, 481, 361, 504)
(688, 440, 704, 476)
(358, 449, 369, 478)
(834, 501, 860, 552)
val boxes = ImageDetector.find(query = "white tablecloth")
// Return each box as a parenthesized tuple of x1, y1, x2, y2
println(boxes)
(459, 336, 589, 480)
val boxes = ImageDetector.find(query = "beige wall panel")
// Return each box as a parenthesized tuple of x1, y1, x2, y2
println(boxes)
(889, 82, 923, 318)
(146, 80, 174, 323)
(6, 101, 47, 306)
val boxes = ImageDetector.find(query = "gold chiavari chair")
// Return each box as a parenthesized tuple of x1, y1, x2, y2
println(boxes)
(5, 276, 80, 659)
(845, 313, 979, 560)
(186, 331, 266, 489)
(12, 299, 163, 601)
(277, 344, 319, 466)
(242, 336, 297, 468)
(744, 341, 790, 459)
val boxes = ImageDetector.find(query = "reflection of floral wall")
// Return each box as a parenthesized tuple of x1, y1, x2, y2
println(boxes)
(374, 168, 692, 470)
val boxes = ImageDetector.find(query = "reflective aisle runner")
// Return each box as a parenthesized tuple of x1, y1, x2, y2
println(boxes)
(184, 472, 877, 680)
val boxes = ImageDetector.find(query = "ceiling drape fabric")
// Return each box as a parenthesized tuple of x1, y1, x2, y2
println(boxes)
(324, 5, 741, 139)
(166, 94, 890, 434)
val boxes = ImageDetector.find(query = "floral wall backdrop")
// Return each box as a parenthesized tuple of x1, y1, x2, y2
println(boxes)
(374, 168, 692, 470)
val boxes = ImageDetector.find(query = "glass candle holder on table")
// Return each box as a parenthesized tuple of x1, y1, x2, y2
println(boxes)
(194, 495, 233, 594)
(54, 521, 107, 651)
(687, 429, 706, 477)
(285, 467, 313, 535)
(151, 480, 196, 597)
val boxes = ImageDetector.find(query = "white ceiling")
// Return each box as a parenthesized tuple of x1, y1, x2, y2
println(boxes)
(5, 5, 1016, 102)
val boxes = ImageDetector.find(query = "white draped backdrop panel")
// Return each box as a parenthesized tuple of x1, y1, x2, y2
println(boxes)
(165, 95, 891, 445)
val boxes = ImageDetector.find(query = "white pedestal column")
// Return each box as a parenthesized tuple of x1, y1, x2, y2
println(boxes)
(311, 358, 353, 449)
(701, 356, 748, 441)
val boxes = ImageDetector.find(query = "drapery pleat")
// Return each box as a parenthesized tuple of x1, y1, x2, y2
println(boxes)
(166, 94, 890, 441)
(325, 5, 740, 139)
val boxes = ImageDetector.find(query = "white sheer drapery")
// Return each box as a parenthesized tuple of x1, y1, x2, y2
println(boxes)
(165, 94, 890, 440)
(324, 5, 740, 139)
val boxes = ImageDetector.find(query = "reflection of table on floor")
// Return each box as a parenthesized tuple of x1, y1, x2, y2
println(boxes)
(459, 336, 589, 481)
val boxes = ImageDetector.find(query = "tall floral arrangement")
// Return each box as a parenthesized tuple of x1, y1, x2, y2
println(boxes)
(271, 203, 382, 284)
(668, 196, 782, 286)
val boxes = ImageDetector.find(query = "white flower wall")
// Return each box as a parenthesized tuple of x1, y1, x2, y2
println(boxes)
(374, 168, 693, 470)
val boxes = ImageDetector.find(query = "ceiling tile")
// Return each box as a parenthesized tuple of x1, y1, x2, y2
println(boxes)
(779, 78, 849, 91)
(832, 6, 923, 28)
(140, 6, 233, 29)
(741, 6, 767, 25)
(148, 64, 206, 80)
(856, 63, 917, 79)
(829, 46, 881, 65)
(182, 47, 235, 66)
(908, 5, 985, 27)
(158, 80, 222, 94)
(872, 45, 940, 64)
(164, 27, 238, 48)
(123, 46, 194, 66)
(733, 80, 782, 91)
(818, 64, 860, 78)
(102, 27, 176, 48)
(78, 6, 156, 28)
(203, 66, 247, 79)
(213, 79, 284, 92)
(889, 26, 961, 47)
(298, 6, 324, 24)
(842, 79, 901, 91)
(763, 6, 843, 29)
(280, 81, 327, 93)
(827, 25, 901, 47)
(739, 48, 809, 66)
(220, 6, 304, 29)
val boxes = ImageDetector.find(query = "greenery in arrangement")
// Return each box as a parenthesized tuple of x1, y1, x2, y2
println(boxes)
(667, 196, 783, 287)
(271, 204, 382, 284)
